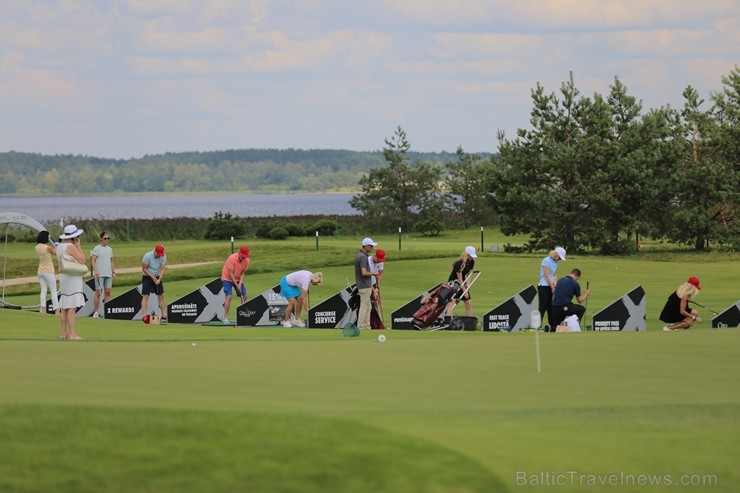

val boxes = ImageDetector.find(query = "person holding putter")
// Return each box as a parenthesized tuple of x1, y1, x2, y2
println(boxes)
(551, 268, 590, 329)
(660, 277, 703, 331)
(221, 246, 250, 324)
(279, 270, 323, 328)
(537, 246, 566, 331)
(141, 245, 167, 323)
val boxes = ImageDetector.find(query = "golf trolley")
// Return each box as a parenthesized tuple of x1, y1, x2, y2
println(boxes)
(413, 271, 482, 331)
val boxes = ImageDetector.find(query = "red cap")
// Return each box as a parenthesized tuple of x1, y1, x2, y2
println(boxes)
(687, 276, 701, 290)
(375, 249, 385, 262)
(155, 245, 165, 255)
(240, 246, 250, 257)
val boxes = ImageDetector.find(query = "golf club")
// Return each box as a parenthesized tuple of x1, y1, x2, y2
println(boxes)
(689, 300, 718, 315)
(584, 281, 590, 330)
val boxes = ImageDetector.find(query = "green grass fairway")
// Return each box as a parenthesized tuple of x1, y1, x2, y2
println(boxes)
(2, 235, 738, 491)
(1, 308, 738, 492)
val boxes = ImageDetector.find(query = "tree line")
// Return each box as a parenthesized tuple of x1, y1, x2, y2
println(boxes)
(352, 68, 739, 252)
(0, 149, 457, 194)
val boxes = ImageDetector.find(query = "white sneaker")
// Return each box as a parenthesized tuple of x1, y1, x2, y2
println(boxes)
(662, 326, 673, 332)
(282, 321, 292, 328)
(92, 312, 100, 318)
(292, 319, 306, 327)
(223, 319, 230, 324)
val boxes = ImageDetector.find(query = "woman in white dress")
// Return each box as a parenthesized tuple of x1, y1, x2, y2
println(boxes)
(56, 225, 86, 340)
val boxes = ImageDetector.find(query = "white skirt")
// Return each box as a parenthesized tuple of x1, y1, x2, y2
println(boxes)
(58, 273, 85, 309)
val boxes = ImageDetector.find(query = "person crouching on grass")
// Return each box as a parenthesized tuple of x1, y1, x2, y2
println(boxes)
(660, 277, 702, 331)
(279, 271, 323, 328)
(221, 246, 250, 324)
(551, 268, 590, 329)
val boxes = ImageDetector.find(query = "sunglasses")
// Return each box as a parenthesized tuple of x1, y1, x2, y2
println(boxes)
(102, 237, 110, 240)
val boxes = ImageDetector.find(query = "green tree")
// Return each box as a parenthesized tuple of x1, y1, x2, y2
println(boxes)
(651, 75, 740, 250)
(349, 126, 444, 232)
(711, 66, 740, 248)
(445, 146, 494, 228)
(489, 73, 680, 253)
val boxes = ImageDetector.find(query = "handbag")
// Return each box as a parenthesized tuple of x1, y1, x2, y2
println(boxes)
(60, 253, 89, 276)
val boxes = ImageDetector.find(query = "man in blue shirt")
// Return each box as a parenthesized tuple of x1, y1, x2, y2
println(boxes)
(551, 268, 590, 329)
(141, 244, 167, 322)
(537, 246, 566, 331)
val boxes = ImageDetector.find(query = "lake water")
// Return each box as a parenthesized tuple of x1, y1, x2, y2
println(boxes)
(0, 193, 358, 223)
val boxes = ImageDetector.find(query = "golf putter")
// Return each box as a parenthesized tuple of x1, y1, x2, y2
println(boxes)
(584, 281, 590, 330)
(689, 300, 718, 315)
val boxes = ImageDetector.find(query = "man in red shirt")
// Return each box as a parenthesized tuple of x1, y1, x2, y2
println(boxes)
(221, 246, 250, 324)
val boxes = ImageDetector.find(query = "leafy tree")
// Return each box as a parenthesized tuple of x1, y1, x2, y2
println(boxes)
(349, 126, 444, 232)
(707, 67, 740, 249)
(651, 74, 740, 250)
(488, 73, 681, 253)
(445, 146, 494, 228)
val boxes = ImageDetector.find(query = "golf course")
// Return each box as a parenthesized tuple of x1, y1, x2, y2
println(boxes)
(1, 231, 738, 492)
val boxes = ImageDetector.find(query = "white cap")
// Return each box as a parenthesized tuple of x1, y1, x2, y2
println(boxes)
(361, 237, 377, 246)
(555, 246, 566, 261)
(465, 245, 478, 258)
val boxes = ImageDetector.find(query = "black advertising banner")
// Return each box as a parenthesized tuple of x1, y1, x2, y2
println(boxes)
(481, 285, 538, 332)
(236, 285, 286, 327)
(592, 285, 646, 332)
(712, 301, 740, 328)
(168, 278, 224, 324)
(391, 283, 441, 330)
(308, 285, 358, 329)
(102, 283, 163, 320)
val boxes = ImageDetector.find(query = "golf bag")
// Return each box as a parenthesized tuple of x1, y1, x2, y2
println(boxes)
(348, 286, 385, 330)
(412, 281, 459, 329)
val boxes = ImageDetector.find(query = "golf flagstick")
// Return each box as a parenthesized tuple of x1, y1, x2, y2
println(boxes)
(530, 309, 542, 374)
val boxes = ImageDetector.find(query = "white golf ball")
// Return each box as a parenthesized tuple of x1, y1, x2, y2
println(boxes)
(192, 342, 196, 347)
(378, 334, 386, 343)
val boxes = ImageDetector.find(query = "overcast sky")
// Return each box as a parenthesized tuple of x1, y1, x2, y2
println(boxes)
(1, 0, 738, 159)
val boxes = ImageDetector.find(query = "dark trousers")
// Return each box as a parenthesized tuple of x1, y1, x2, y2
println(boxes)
(552, 303, 586, 328)
(538, 285, 554, 330)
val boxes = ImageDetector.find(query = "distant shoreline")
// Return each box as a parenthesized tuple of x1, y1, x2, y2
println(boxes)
(0, 190, 360, 198)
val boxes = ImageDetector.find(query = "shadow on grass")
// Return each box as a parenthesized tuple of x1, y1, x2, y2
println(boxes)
(0, 404, 508, 493)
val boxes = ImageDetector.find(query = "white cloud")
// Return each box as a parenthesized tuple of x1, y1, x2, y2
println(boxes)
(1, 0, 739, 157)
